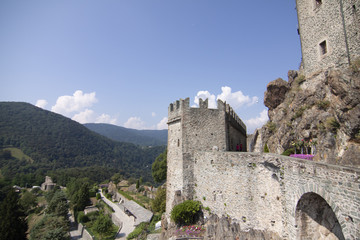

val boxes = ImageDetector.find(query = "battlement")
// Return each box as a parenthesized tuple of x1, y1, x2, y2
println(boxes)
(168, 97, 246, 133)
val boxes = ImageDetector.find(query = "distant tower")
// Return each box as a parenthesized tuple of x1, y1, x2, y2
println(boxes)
(166, 98, 247, 217)
(296, 0, 360, 76)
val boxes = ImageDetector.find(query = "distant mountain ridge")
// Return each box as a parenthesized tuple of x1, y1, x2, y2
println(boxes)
(0, 102, 165, 183)
(84, 123, 167, 146)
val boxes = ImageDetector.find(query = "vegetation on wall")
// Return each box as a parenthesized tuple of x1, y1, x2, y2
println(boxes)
(171, 200, 202, 226)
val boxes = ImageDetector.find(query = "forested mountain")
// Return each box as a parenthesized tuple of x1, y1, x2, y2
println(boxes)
(84, 123, 167, 146)
(0, 102, 165, 185)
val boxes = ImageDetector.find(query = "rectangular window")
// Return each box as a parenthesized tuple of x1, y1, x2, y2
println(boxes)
(319, 40, 327, 55)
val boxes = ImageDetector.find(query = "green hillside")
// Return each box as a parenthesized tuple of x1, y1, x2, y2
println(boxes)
(0, 102, 165, 185)
(84, 123, 167, 146)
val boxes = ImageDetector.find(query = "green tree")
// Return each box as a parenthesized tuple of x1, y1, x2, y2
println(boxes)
(93, 214, 113, 239)
(151, 187, 166, 213)
(20, 190, 37, 214)
(72, 183, 89, 211)
(30, 215, 69, 240)
(152, 149, 167, 183)
(47, 190, 69, 218)
(0, 190, 28, 240)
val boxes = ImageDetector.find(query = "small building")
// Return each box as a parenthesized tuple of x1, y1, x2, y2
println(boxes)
(122, 200, 153, 226)
(84, 206, 99, 215)
(41, 176, 56, 191)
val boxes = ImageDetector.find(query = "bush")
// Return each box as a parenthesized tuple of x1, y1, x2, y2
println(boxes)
(264, 143, 269, 153)
(96, 193, 101, 200)
(316, 100, 330, 110)
(266, 121, 276, 133)
(171, 200, 201, 225)
(77, 211, 89, 223)
(127, 222, 147, 240)
(281, 148, 295, 156)
(326, 117, 340, 133)
(151, 187, 166, 213)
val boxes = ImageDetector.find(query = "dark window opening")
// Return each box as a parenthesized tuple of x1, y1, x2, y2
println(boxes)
(319, 40, 327, 55)
(177, 139, 180, 147)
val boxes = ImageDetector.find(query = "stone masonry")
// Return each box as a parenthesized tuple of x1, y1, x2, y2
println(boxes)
(166, 98, 247, 217)
(296, 0, 360, 77)
(166, 98, 360, 239)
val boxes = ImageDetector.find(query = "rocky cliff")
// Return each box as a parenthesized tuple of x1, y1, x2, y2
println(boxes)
(252, 61, 360, 167)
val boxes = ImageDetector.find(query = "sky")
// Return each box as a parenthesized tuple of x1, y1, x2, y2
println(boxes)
(0, 0, 301, 133)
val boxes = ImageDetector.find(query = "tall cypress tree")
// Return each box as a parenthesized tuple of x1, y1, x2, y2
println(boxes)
(0, 190, 28, 240)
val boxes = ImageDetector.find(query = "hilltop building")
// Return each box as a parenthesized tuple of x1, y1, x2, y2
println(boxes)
(41, 176, 56, 191)
(296, 0, 360, 76)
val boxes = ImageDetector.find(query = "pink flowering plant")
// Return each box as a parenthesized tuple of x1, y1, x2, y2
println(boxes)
(175, 225, 205, 238)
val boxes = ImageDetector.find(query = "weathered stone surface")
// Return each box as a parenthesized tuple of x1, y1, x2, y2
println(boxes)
(288, 70, 298, 86)
(264, 78, 289, 110)
(255, 68, 360, 167)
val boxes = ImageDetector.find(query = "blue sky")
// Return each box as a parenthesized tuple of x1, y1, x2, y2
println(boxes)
(0, 0, 301, 133)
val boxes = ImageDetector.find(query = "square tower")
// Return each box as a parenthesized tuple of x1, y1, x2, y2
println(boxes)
(166, 98, 247, 218)
(296, 0, 360, 76)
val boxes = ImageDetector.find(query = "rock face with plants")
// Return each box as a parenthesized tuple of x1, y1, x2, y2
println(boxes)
(253, 62, 360, 167)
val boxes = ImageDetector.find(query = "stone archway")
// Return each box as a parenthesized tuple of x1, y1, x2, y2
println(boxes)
(295, 192, 345, 240)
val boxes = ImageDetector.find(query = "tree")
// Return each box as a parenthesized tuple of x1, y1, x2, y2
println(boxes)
(151, 187, 166, 213)
(30, 215, 69, 240)
(20, 190, 37, 214)
(0, 190, 28, 240)
(47, 190, 69, 218)
(152, 149, 167, 183)
(93, 214, 113, 239)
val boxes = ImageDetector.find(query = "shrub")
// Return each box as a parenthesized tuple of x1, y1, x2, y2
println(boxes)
(77, 211, 89, 223)
(151, 187, 166, 214)
(294, 74, 306, 85)
(171, 200, 201, 225)
(127, 222, 147, 240)
(281, 148, 295, 156)
(326, 117, 340, 133)
(316, 100, 330, 110)
(266, 121, 276, 133)
(291, 105, 308, 120)
(96, 193, 101, 200)
(264, 143, 269, 153)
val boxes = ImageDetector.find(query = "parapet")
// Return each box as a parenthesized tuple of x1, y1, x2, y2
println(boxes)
(167, 98, 247, 133)
(225, 104, 247, 133)
(168, 98, 190, 122)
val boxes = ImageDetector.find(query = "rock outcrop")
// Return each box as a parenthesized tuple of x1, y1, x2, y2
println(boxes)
(253, 64, 360, 167)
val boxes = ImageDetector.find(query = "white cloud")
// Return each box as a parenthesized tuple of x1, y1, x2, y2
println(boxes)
(156, 117, 168, 130)
(72, 109, 95, 124)
(95, 114, 117, 125)
(124, 117, 146, 129)
(193, 90, 217, 108)
(51, 90, 98, 117)
(245, 110, 269, 133)
(35, 99, 48, 109)
(193, 86, 258, 110)
(151, 112, 156, 117)
(217, 86, 258, 109)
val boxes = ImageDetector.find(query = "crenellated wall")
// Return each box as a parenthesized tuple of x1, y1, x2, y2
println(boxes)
(166, 98, 247, 217)
(166, 99, 360, 239)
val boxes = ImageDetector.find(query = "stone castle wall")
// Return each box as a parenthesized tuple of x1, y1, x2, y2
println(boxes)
(192, 151, 360, 239)
(296, 0, 360, 76)
(166, 98, 247, 218)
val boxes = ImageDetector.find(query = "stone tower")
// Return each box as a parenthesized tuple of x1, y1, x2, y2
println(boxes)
(166, 98, 247, 217)
(296, 0, 360, 76)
